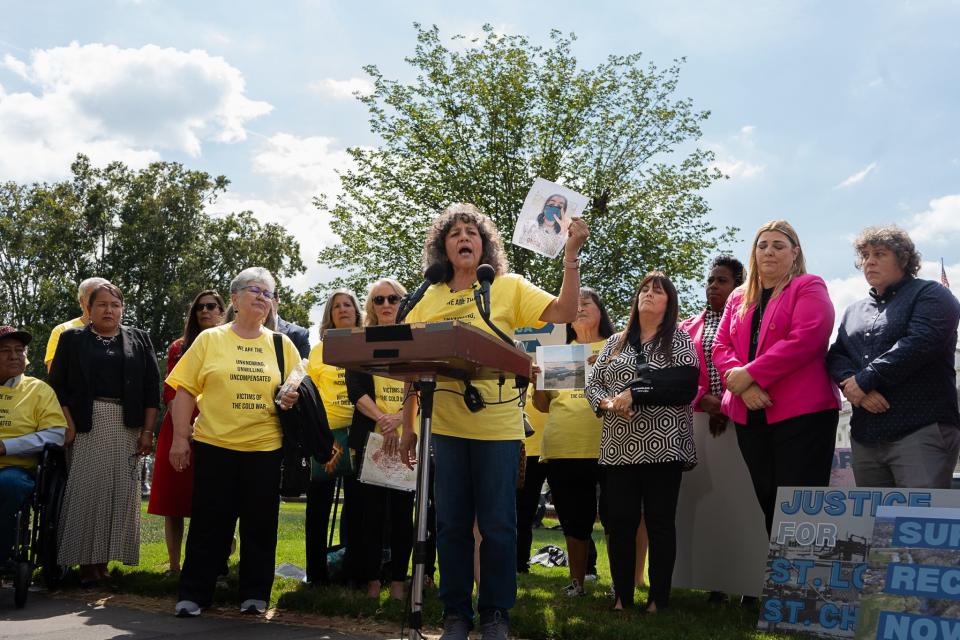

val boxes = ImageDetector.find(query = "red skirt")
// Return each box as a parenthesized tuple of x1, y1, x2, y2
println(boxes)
(147, 410, 196, 518)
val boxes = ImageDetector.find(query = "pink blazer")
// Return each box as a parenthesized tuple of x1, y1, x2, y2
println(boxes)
(711, 274, 840, 425)
(678, 310, 719, 413)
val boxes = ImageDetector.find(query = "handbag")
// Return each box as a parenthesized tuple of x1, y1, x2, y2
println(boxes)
(273, 334, 335, 496)
(311, 427, 354, 481)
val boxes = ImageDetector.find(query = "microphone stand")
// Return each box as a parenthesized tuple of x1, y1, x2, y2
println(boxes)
(473, 288, 530, 390)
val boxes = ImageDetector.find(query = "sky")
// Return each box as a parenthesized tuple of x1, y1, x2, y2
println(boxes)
(2, 0, 959, 337)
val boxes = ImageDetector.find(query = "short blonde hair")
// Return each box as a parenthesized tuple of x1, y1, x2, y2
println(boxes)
(363, 278, 408, 327)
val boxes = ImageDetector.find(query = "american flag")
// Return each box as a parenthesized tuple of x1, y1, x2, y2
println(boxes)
(942, 258, 951, 289)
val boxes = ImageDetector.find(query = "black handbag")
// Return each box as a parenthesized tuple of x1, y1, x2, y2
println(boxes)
(273, 334, 334, 497)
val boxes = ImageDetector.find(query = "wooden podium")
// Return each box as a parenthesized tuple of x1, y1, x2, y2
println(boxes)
(323, 321, 531, 639)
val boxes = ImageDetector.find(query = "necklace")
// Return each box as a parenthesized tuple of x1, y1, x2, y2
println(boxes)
(93, 332, 119, 355)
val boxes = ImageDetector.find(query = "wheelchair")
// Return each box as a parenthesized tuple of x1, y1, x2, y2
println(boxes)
(2, 444, 68, 608)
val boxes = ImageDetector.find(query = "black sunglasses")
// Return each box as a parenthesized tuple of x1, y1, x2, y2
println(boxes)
(373, 294, 402, 306)
(195, 302, 222, 312)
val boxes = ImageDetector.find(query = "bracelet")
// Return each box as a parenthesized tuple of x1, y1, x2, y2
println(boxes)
(140, 429, 153, 435)
(562, 257, 580, 269)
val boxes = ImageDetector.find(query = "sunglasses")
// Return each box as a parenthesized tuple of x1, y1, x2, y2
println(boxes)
(242, 285, 275, 300)
(195, 302, 222, 312)
(373, 294, 402, 306)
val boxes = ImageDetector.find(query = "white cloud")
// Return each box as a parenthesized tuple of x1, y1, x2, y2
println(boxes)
(0, 42, 271, 181)
(251, 133, 354, 197)
(867, 76, 884, 88)
(906, 194, 960, 243)
(826, 273, 869, 323)
(836, 162, 877, 189)
(711, 156, 765, 180)
(309, 77, 373, 100)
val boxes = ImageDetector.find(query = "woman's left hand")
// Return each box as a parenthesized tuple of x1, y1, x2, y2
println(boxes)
(565, 219, 589, 256)
(137, 430, 154, 456)
(725, 367, 755, 395)
(278, 389, 299, 410)
(611, 389, 635, 419)
(377, 412, 403, 434)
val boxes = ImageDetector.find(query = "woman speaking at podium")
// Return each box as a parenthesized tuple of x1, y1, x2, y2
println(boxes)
(399, 203, 587, 640)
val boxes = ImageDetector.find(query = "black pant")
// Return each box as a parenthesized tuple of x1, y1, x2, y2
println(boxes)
(735, 409, 839, 535)
(358, 483, 414, 582)
(515, 456, 548, 572)
(341, 473, 362, 584)
(603, 461, 683, 609)
(548, 458, 599, 541)
(305, 476, 337, 584)
(179, 442, 281, 606)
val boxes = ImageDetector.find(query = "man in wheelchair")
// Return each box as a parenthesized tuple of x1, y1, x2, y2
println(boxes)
(1, 325, 66, 568)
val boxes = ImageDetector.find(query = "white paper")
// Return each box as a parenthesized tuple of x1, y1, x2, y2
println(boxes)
(512, 178, 590, 258)
(535, 344, 591, 390)
(357, 431, 417, 492)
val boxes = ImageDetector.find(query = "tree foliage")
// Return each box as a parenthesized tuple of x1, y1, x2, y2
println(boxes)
(0, 155, 310, 378)
(317, 24, 735, 322)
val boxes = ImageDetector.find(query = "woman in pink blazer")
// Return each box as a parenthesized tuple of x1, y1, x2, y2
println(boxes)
(712, 220, 840, 535)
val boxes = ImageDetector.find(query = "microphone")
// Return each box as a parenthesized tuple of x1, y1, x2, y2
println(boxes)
(473, 264, 513, 346)
(476, 264, 495, 318)
(397, 263, 445, 324)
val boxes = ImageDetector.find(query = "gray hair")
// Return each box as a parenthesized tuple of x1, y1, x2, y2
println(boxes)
(229, 267, 277, 296)
(78, 277, 109, 304)
(854, 225, 921, 277)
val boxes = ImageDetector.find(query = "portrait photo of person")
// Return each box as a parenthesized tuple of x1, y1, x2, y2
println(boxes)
(512, 178, 589, 259)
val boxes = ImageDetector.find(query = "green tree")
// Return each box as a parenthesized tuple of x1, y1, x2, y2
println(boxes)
(0, 155, 311, 378)
(317, 24, 735, 322)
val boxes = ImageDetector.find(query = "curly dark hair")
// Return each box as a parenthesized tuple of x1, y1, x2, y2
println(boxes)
(853, 224, 921, 277)
(422, 203, 509, 282)
(710, 255, 746, 286)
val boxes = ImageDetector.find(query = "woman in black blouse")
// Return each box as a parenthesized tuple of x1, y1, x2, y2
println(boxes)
(586, 272, 699, 613)
(345, 277, 413, 600)
(50, 282, 161, 585)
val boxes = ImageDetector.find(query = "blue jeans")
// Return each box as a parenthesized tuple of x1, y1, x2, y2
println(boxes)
(433, 435, 520, 624)
(0, 466, 35, 562)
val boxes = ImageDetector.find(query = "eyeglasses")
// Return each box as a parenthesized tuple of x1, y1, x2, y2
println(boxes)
(242, 286, 275, 300)
(195, 302, 222, 312)
(373, 294, 402, 306)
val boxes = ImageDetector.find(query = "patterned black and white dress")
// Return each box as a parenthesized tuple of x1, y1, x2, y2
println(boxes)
(586, 331, 698, 469)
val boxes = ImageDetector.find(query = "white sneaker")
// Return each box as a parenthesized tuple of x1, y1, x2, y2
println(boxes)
(240, 599, 266, 615)
(562, 579, 586, 597)
(174, 600, 201, 617)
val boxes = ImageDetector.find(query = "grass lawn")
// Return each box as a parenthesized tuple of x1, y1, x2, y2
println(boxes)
(69, 500, 790, 639)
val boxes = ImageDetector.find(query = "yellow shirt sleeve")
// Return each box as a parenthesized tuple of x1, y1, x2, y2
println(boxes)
(44, 317, 84, 364)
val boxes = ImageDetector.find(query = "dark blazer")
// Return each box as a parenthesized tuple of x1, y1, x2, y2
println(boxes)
(49, 325, 161, 433)
(277, 317, 311, 359)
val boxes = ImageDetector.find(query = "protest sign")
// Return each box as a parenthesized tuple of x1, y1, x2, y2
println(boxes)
(758, 488, 960, 638)
(855, 506, 960, 640)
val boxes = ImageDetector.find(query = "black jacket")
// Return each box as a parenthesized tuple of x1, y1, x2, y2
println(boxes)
(345, 369, 378, 451)
(49, 325, 161, 433)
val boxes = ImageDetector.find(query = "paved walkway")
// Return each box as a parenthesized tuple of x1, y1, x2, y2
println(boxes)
(0, 587, 391, 639)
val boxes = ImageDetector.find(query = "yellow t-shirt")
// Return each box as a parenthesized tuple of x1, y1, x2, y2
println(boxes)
(540, 340, 606, 461)
(307, 340, 353, 430)
(45, 317, 84, 365)
(374, 376, 405, 433)
(0, 376, 66, 470)
(405, 273, 555, 440)
(166, 324, 301, 452)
